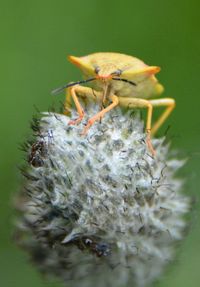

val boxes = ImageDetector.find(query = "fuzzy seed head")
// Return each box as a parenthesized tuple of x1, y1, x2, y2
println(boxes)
(15, 106, 190, 287)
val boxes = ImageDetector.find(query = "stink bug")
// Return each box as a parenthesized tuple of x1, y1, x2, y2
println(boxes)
(52, 52, 175, 155)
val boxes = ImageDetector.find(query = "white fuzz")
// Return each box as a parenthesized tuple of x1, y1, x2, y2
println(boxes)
(16, 106, 190, 287)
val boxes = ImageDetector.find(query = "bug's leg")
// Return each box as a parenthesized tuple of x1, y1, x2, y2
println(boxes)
(67, 86, 102, 125)
(65, 85, 103, 124)
(63, 88, 72, 115)
(82, 95, 119, 135)
(149, 98, 175, 135)
(118, 97, 155, 155)
(68, 86, 85, 125)
(71, 85, 102, 101)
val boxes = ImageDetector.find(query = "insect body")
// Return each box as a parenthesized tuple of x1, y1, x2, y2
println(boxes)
(52, 52, 175, 155)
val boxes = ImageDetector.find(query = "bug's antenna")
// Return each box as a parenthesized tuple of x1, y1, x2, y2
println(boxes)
(112, 77, 137, 86)
(51, 77, 96, 95)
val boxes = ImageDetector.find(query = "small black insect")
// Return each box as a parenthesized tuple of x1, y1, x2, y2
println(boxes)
(28, 140, 47, 167)
(69, 235, 111, 257)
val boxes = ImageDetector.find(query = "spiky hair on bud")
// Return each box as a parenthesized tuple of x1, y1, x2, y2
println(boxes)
(15, 105, 190, 287)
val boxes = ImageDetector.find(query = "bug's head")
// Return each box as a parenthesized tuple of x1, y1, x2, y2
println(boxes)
(68, 55, 137, 87)
(68, 55, 116, 81)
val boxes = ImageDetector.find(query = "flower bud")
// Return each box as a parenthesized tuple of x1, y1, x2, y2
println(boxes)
(15, 106, 190, 287)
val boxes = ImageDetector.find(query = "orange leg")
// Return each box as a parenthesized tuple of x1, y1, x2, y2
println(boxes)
(64, 85, 102, 124)
(82, 95, 119, 135)
(68, 86, 85, 125)
(149, 98, 176, 135)
(118, 97, 155, 155)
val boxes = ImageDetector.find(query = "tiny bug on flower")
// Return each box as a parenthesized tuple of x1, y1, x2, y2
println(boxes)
(52, 52, 175, 155)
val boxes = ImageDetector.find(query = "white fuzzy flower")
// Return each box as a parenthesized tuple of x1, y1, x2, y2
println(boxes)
(15, 105, 190, 287)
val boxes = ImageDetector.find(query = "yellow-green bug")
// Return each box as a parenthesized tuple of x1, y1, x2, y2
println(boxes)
(52, 52, 175, 155)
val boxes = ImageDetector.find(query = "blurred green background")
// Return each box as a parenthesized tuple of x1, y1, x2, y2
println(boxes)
(0, 0, 200, 286)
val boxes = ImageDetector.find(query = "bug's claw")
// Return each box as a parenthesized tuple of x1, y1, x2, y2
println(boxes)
(146, 130, 156, 157)
(68, 114, 84, 126)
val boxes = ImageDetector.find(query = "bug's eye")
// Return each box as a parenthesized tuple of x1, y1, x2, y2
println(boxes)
(94, 66, 100, 74)
(111, 69, 122, 76)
